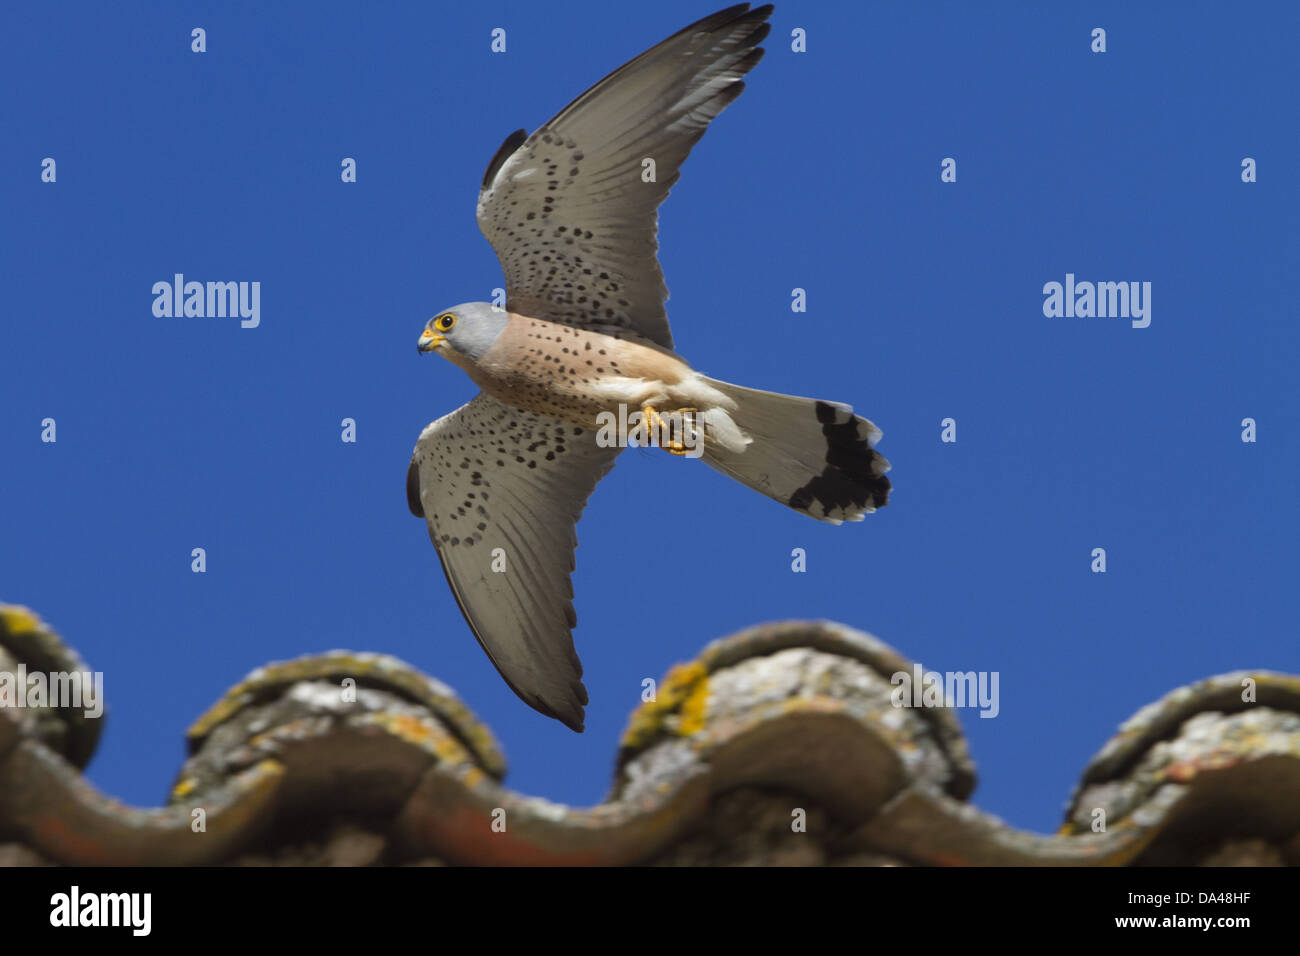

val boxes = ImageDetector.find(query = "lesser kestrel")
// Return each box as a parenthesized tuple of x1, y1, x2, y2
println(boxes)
(408, 3, 890, 730)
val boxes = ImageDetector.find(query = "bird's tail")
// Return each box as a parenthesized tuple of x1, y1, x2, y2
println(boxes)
(695, 377, 891, 524)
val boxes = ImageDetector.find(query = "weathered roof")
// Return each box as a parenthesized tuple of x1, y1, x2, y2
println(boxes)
(1, 604, 1296, 866)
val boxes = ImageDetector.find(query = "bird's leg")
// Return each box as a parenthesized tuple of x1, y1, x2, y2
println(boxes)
(675, 408, 701, 457)
(640, 404, 702, 457)
(639, 404, 665, 450)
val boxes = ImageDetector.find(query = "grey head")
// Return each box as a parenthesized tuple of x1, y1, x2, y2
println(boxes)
(416, 302, 509, 364)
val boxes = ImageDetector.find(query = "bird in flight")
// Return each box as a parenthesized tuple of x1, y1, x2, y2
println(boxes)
(408, 3, 890, 731)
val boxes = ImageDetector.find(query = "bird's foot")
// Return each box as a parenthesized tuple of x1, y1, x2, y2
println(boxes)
(641, 405, 702, 456)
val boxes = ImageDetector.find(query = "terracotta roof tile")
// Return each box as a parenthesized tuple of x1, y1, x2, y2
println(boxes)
(1, 604, 1296, 866)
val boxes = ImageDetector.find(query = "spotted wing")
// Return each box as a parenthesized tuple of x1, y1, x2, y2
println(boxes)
(407, 392, 620, 731)
(476, 3, 773, 349)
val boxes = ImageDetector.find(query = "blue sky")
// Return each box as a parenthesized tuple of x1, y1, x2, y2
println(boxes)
(3, 1, 1297, 836)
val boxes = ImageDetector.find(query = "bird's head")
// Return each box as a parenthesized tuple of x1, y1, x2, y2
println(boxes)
(417, 302, 509, 365)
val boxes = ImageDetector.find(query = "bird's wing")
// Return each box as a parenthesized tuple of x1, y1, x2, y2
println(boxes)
(408, 392, 620, 731)
(476, 3, 773, 350)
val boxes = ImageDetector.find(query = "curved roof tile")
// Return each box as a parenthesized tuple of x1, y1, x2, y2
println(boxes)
(1, 604, 1296, 866)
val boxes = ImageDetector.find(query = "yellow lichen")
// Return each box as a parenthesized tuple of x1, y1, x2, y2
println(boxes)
(181, 653, 507, 779)
(0, 606, 40, 636)
(620, 661, 710, 752)
(677, 672, 710, 736)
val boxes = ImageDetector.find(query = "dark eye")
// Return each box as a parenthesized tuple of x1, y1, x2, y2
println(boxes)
(435, 313, 456, 332)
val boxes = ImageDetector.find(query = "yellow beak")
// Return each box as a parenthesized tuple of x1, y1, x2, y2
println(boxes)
(418, 329, 446, 354)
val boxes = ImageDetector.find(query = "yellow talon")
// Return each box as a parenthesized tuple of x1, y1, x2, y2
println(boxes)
(640, 405, 701, 456)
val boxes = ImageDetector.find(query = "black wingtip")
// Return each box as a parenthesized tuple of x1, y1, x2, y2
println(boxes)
(659, 4, 774, 54)
(406, 459, 424, 517)
(481, 128, 528, 190)
(700, 4, 774, 29)
(547, 679, 589, 732)
(545, 699, 586, 733)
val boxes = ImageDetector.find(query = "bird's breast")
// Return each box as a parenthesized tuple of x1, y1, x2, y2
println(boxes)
(469, 314, 691, 428)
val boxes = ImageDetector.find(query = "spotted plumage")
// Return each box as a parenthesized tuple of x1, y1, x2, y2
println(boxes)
(408, 394, 617, 728)
(409, 4, 890, 732)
